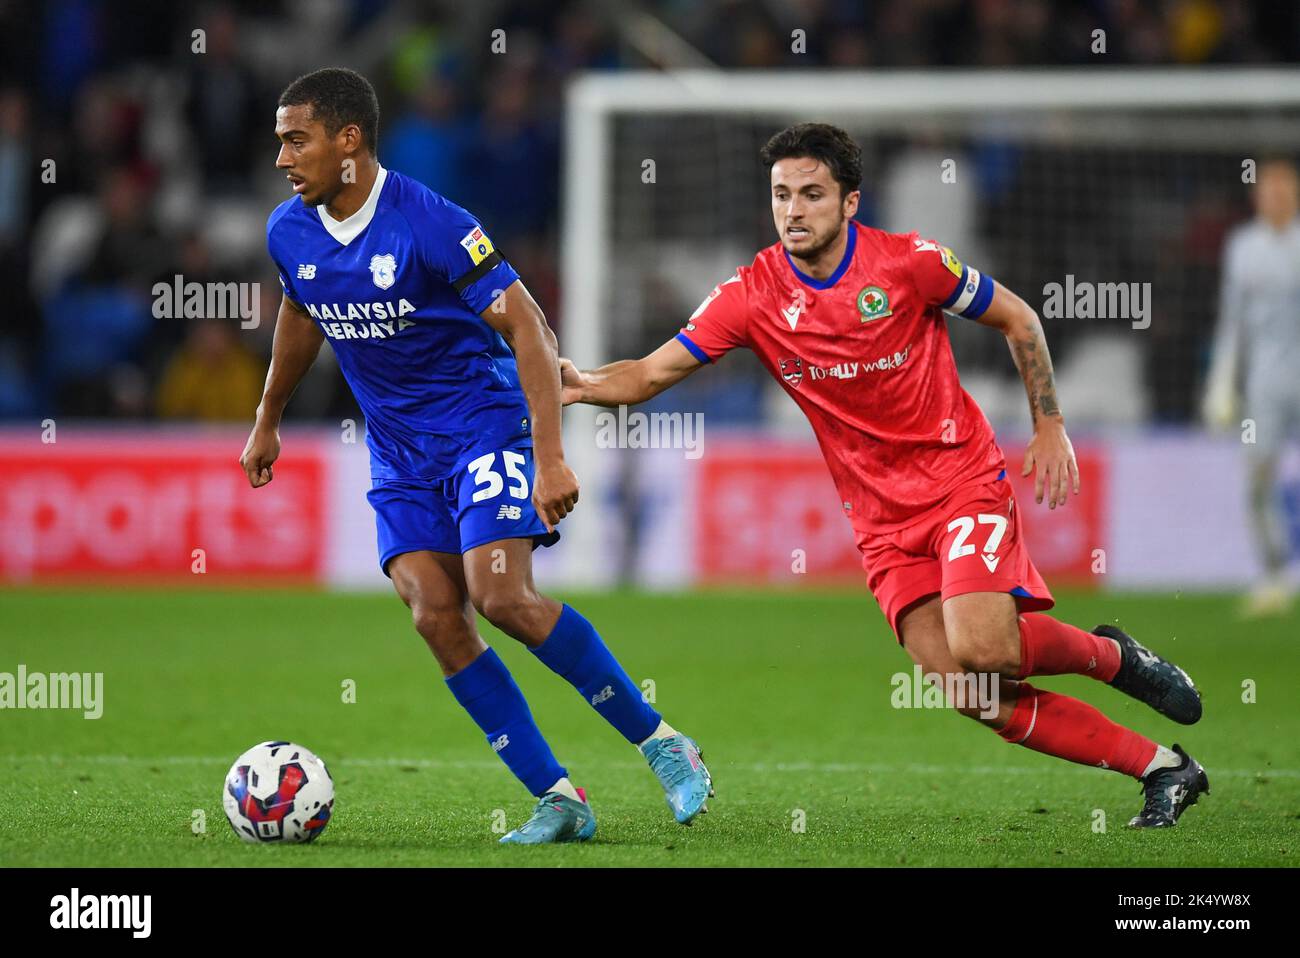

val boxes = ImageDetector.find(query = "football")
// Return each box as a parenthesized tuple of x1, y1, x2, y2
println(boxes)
(222, 741, 335, 844)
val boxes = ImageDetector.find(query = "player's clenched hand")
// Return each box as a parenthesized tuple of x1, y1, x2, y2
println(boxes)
(240, 425, 280, 488)
(1022, 418, 1079, 510)
(559, 358, 585, 406)
(533, 458, 579, 531)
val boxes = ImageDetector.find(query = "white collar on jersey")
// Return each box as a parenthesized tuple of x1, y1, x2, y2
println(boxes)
(317, 165, 388, 246)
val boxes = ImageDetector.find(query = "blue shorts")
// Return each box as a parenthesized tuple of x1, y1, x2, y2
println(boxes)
(368, 442, 560, 575)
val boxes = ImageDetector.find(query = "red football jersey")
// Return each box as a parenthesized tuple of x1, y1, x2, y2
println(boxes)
(677, 220, 1007, 536)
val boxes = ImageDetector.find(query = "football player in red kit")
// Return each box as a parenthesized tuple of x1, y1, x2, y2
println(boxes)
(561, 123, 1208, 828)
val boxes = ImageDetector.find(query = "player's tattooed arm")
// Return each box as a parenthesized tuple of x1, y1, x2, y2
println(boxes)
(1008, 323, 1061, 421)
(559, 338, 703, 407)
(975, 281, 1080, 509)
(241, 295, 324, 488)
(480, 280, 579, 530)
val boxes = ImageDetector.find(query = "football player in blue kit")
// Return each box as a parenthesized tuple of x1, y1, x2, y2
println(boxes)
(239, 68, 712, 843)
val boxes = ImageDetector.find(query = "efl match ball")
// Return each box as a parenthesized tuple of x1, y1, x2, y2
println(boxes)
(222, 740, 335, 843)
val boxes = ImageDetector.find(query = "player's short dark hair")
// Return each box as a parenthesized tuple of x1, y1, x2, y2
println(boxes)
(278, 67, 379, 154)
(759, 122, 862, 198)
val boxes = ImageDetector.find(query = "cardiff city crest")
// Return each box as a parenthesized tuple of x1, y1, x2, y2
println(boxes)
(369, 253, 397, 290)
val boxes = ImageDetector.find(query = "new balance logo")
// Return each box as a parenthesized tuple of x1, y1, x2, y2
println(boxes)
(490, 734, 509, 752)
(590, 685, 615, 705)
(296, 264, 317, 280)
(496, 505, 522, 520)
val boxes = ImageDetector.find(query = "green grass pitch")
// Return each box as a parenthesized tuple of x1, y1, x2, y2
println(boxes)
(0, 587, 1295, 867)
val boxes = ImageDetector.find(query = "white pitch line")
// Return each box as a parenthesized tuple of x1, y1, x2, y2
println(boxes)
(1, 754, 1297, 779)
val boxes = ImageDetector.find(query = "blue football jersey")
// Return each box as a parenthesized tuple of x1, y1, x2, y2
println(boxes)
(266, 166, 530, 479)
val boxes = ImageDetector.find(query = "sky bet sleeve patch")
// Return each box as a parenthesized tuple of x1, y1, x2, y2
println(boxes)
(459, 226, 495, 266)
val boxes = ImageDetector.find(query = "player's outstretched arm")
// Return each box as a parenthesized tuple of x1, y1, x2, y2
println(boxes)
(240, 294, 324, 488)
(559, 338, 703, 408)
(481, 281, 579, 531)
(974, 281, 1079, 509)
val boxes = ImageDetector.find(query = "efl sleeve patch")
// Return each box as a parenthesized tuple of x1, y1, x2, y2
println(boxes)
(459, 226, 495, 266)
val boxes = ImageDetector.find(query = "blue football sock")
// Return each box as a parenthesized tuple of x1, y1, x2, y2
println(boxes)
(531, 603, 662, 744)
(445, 646, 566, 797)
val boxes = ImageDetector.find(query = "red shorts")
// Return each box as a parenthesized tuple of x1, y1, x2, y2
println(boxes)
(857, 473, 1054, 640)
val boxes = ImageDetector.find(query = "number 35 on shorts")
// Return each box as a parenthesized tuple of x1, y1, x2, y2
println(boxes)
(945, 513, 1009, 571)
(466, 450, 530, 503)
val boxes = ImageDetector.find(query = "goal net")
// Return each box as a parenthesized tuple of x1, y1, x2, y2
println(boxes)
(553, 68, 1300, 586)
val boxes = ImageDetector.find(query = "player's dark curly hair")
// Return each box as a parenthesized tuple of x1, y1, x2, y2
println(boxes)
(278, 68, 380, 154)
(759, 123, 862, 198)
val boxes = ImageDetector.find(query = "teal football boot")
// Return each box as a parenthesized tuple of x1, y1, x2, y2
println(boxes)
(641, 734, 714, 825)
(499, 788, 597, 844)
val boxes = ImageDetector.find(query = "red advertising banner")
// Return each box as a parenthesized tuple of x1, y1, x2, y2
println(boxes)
(694, 438, 1107, 587)
(1003, 444, 1108, 586)
(694, 438, 861, 583)
(0, 432, 327, 582)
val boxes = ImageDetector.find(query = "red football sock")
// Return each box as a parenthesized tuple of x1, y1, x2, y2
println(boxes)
(1016, 613, 1120, 682)
(996, 683, 1157, 779)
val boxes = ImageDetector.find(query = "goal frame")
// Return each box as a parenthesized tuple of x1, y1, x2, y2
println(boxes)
(556, 67, 1300, 584)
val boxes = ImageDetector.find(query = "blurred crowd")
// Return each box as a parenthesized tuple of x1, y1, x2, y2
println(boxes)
(0, 0, 1296, 423)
